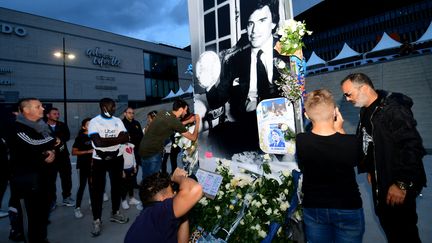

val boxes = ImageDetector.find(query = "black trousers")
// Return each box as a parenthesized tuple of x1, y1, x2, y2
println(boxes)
(10, 174, 50, 243)
(121, 168, 135, 200)
(75, 164, 91, 208)
(376, 197, 421, 243)
(47, 156, 72, 202)
(90, 156, 123, 220)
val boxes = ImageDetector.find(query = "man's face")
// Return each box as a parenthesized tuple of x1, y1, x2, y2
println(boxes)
(181, 106, 188, 118)
(272, 131, 280, 142)
(341, 80, 368, 108)
(47, 109, 60, 121)
(103, 103, 116, 117)
(124, 108, 135, 121)
(247, 5, 276, 49)
(24, 100, 45, 121)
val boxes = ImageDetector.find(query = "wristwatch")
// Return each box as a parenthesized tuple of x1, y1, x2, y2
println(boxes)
(395, 181, 413, 191)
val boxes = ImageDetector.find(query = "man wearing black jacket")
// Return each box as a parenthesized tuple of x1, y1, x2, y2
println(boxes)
(45, 107, 74, 207)
(10, 98, 57, 243)
(341, 73, 426, 243)
(122, 107, 143, 187)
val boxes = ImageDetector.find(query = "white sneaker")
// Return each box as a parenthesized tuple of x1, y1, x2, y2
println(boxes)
(74, 207, 83, 218)
(121, 200, 130, 210)
(103, 193, 109, 202)
(128, 197, 141, 205)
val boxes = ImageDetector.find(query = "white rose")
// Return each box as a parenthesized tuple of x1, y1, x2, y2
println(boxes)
(261, 199, 268, 205)
(245, 194, 253, 202)
(240, 219, 245, 225)
(282, 170, 290, 177)
(225, 183, 230, 190)
(215, 206, 220, 212)
(277, 60, 286, 69)
(280, 124, 288, 131)
(263, 154, 271, 160)
(284, 189, 289, 195)
(259, 230, 267, 238)
(265, 208, 272, 215)
(256, 201, 262, 208)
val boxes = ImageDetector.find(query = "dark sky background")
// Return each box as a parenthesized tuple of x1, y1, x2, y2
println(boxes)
(1, 0, 319, 48)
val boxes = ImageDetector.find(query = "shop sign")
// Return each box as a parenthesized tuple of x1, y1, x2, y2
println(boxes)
(0, 23, 27, 37)
(85, 47, 121, 68)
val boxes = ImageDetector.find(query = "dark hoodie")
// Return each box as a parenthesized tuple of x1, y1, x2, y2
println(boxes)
(356, 90, 426, 206)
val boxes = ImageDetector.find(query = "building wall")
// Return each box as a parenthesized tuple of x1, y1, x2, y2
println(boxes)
(305, 53, 432, 151)
(0, 7, 192, 135)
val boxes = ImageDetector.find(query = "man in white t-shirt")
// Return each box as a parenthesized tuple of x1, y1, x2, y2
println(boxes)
(88, 98, 129, 237)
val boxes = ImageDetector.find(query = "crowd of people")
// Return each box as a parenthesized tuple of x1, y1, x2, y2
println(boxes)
(0, 97, 203, 242)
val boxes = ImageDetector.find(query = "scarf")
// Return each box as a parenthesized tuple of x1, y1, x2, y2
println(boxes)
(16, 114, 52, 137)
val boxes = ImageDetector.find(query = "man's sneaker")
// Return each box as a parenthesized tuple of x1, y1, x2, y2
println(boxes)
(91, 219, 102, 237)
(74, 208, 83, 219)
(62, 197, 75, 207)
(121, 200, 130, 210)
(103, 193, 109, 202)
(128, 197, 141, 205)
(0, 209, 8, 218)
(110, 211, 129, 224)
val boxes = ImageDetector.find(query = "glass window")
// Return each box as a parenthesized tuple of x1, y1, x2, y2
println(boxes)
(205, 43, 217, 52)
(217, 0, 226, 4)
(144, 53, 150, 71)
(219, 38, 232, 50)
(145, 78, 152, 97)
(205, 12, 216, 42)
(158, 80, 164, 98)
(218, 4, 231, 38)
(203, 0, 214, 11)
(152, 79, 158, 97)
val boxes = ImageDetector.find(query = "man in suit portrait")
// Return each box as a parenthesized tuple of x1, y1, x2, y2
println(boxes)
(200, 0, 286, 156)
(269, 129, 285, 148)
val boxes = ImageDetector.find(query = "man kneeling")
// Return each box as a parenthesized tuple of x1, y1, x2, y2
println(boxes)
(124, 168, 203, 243)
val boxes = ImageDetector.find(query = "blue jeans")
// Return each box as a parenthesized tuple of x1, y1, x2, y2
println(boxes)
(303, 207, 365, 243)
(140, 153, 162, 181)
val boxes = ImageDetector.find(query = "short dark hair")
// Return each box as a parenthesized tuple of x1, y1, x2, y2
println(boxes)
(244, 0, 280, 26)
(123, 107, 133, 113)
(18, 98, 39, 113)
(45, 107, 59, 114)
(99, 98, 115, 111)
(147, 110, 158, 119)
(172, 99, 188, 111)
(139, 172, 171, 204)
(341, 73, 375, 89)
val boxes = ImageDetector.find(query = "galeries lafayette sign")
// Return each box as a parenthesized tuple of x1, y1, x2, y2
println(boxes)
(85, 47, 121, 68)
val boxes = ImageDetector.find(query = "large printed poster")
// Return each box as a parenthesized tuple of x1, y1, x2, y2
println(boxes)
(189, 0, 295, 159)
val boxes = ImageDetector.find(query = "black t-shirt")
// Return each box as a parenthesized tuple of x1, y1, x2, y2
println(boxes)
(359, 97, 380, 171)
(72, 133, 92, 169)
(296, 132, 362, 209)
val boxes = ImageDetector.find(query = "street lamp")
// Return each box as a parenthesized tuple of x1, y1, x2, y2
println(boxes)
(54, 37, 75, 125)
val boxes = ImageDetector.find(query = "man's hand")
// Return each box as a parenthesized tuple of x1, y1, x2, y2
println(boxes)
(386, 184, 406, 206)
(44, 150, 56, 163)
(171, 168, 188, 183)
(333, 107, 345, 134)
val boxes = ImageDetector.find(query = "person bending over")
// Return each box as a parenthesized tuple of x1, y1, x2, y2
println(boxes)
(124, 168, 203, 243)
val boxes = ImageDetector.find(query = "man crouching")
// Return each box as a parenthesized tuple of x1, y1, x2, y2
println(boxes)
(124, 168, 203, 243)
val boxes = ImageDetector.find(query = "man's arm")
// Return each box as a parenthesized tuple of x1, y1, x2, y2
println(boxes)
(177, 218, 189, 243)
(181, 115, 201, 142)
(171, 168, 203, 218)
(89, 131, 129, 148)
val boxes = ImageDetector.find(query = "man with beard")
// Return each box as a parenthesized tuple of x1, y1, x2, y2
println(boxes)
(138, 99, 200, 180)
(340, 73, 426, 243)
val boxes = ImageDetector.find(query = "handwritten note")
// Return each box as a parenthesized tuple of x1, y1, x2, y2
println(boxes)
(195, 168, 223, 199)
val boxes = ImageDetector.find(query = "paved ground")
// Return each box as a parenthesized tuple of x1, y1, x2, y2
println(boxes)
(0, 155, 431, 243)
